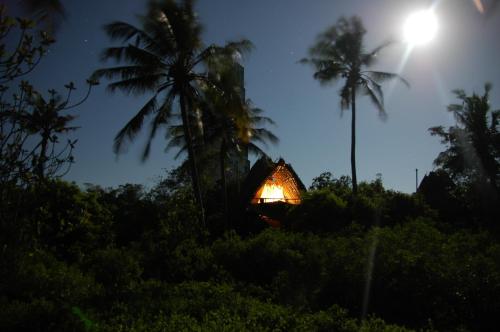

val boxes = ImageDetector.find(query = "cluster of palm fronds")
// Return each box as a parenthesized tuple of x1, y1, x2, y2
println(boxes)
(93, 0, 278, 222)
(301, 16, 409, 195)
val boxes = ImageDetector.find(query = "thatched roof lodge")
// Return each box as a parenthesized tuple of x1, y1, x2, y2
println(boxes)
(242, 156, 306, 206)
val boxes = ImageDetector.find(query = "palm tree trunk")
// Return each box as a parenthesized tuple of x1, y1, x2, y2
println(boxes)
(179, 93, 205, 225)
(220, 138, 229, 230)
(351, 86, 358, 195)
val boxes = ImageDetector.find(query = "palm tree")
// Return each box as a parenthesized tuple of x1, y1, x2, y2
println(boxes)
(301, 16, 408, 195)
(167, 65, 278, 227)
(429, 83, 499, 195)
(92, 0, 252, 223)
(204, 99, 278, 228)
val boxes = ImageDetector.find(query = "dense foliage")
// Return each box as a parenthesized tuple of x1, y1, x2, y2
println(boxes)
(426, 84, 500, 229)
(2, 173, 500, 331)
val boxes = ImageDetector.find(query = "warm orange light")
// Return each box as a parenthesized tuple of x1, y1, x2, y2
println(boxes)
(259, 183, 285, 203)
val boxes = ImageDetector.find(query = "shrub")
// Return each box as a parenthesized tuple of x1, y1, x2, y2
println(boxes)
(22, 180, 113, 263)
(97, 281, 409, 332)
(287, 189, 349, 233)
(0, 250, 98, 332)
(83, 247, 142, 304)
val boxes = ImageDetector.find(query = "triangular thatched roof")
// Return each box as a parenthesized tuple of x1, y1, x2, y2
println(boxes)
(241, 156, 306, 205)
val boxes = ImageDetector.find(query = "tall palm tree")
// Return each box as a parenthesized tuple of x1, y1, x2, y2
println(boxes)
(92, 0, 252, 223)
(301, 16, 408, 195)
(167, 67, 278, 227)
(203, 98, 278, 228)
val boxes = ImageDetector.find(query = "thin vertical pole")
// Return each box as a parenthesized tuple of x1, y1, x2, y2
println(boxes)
(415, 168, 418, 192)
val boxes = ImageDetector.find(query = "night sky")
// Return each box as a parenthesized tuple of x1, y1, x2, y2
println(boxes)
(9, 0, 500, 192)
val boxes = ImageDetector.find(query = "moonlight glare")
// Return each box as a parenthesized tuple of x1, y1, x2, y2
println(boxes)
(404, 10, 438, 46)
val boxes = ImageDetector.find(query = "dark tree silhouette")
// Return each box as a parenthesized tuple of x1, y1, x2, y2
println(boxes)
(0, 7, 95, 186)
(301, 16, 408, 195)
(92, 0, 252, 224)
(429, 83, 500, 196)
(23, 82, 95, 180)
(167, 68, 278, 227)
(0, 5, 55, 84)
(201, 64, 278, 226)
(0, 7, 96, 240)
(18, 0, 66, 32)
(1, 80, 96, 184)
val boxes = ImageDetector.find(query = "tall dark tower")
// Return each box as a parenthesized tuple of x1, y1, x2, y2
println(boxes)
(225, 63, 250, 183)
(234, 62, 245, 101)
(198, 63, 250, 189)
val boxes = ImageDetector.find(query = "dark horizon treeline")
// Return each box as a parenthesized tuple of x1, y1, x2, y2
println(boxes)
(1, 170, 500, 331)
(1, 0, 500, 331)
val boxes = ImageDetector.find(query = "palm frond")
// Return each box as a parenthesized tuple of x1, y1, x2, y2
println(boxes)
(364, 71, 410, 87)
(165, 132, 187, 160)
(361, 40, 394, 66)
(313, 70, 342, 85)
(100, 44, 164, 67)
(104, 21, 151, 43)
(247, 142, 268, 157)
(92, 65, 161, 81)
(246, 110, 276, 126)
(447, 103, 464, 113)
(361, 81, 387, 120)
(302, 54, 349, 86)
(141, 93, 174, 161)
(105, 75, 164, 96)
(452, 89, 467, 100)
(368, 79, 384, 105)
(114, 94, 158, 154)
(249, 128, 279, 146)
(149, 0, 203, 54)
(139, 14, 177, 56)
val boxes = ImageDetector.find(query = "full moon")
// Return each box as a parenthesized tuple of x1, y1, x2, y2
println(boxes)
(404, 10, 438, 46)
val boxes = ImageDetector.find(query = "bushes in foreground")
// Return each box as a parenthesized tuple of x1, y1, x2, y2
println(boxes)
(8, 217, 496, 331)
(0, 248, 413, 332)
(97, 281, 412, 332)
(212, 222, 500, 331)
(2, 178, 500, 331)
